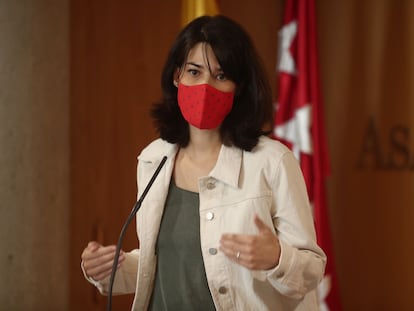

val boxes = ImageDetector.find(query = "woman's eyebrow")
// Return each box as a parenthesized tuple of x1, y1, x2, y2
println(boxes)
(185, 62, 203, 68)
(185, 61, 222, 72)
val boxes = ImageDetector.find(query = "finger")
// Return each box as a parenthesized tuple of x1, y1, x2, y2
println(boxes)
(83, 249, 124, 271)
(87, 253, 125, 276)
(220, 233, 254, 245)
(219, 243, 243, 262)
(86, 253, 125, 279)
(87, 241, 101, 251)
(94, 269, 112, 281)
(93, 261, 124, 281)
(220, 233, 260, 260)
(82, 245, 117, 261)
(81, 241, 101, 259)
(219, 235, 252, 261)
(254, 214, 272, 234)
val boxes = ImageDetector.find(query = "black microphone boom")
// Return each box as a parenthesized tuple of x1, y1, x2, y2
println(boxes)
(107, 156, 168, 311)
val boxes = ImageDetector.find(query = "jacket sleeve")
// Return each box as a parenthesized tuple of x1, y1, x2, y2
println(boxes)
(81, 249, 139, 295)
(266, 151, 327, 299)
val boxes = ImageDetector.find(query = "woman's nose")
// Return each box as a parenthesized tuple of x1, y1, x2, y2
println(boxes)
(201, 74, 215, 86)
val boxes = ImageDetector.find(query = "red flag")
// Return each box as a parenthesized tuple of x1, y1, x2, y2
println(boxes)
(273, 0, 342, 310)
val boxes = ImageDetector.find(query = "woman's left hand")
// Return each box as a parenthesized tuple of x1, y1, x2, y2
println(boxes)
(219, 214, 281, 270)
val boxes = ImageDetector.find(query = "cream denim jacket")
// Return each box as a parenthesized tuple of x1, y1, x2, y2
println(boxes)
(85, 136, 326, 310)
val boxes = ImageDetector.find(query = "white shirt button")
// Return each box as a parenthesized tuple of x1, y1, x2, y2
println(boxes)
(206, 212, 214, 220)
(206, 182, 215, 190)
(218, 286, 227, 294)
(209, 248, 218, 255)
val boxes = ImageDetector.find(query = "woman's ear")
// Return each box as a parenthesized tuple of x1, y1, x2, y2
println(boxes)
(173, 68, 180, 87)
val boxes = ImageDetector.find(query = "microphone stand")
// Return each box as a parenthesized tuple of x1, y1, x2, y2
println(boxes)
(107, 156, 167, 311)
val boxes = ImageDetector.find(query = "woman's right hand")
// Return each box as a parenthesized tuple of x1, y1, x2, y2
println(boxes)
(81, 241, 125, 281)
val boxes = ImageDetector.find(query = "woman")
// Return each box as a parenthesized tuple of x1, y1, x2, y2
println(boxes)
(81, 15, 326, 310)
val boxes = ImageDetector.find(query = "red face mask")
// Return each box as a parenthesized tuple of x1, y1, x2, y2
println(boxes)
(177, 83, 234, 129)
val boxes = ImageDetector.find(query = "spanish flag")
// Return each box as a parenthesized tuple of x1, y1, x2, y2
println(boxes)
(181, 0, 219, 26)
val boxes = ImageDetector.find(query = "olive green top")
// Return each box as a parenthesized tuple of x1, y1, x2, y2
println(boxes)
(149, 182, 216, 310)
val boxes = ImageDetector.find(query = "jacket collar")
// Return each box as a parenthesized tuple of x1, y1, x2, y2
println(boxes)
(138, 139, 242, 189)
(209, 143, 242, 189)
(138, 139, 179, 163)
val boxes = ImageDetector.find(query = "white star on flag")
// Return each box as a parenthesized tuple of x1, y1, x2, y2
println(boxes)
(277, 20, 298, 74)
(317, 275, 332, 311)
(274, 104, 313, 160)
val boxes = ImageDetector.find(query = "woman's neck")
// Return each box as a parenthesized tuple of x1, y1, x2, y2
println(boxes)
(184, 126, 222, 161)
(173, 127, 222, 192)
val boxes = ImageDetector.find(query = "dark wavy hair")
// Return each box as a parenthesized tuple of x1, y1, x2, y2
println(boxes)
(151, 15, 273, 151)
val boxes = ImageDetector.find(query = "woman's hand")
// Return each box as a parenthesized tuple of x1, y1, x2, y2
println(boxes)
(219, 214, 281, 270)
(81, 241, 125, 281)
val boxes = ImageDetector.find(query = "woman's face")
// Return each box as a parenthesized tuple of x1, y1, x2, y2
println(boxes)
(177, 42, 236, 93)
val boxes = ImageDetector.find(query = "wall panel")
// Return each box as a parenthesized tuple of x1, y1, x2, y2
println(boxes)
(318, 0, 414, 310)
(70, 1, 181, 309)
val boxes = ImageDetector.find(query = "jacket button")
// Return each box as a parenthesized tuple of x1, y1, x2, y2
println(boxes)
(208, 248, 218, 255)
(218, 286, 227, 294)
(206, 212, 214, 220)
(206, 182, 215, 190)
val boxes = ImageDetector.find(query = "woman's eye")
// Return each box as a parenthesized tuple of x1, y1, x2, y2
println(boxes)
(188, 69, 199, 76)
(216, 73, 227, 81)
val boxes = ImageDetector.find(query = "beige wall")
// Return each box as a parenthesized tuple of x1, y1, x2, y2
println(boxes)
(0, 0, 69, 310)
(318, 1, 414, 310)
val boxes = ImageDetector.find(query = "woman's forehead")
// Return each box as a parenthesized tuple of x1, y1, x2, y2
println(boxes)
(186, 42, 220, 68)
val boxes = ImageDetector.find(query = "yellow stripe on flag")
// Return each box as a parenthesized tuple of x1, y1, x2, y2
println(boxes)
(181, 0, 219, 27)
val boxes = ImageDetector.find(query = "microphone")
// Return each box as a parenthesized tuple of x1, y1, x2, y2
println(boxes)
(107, 156, 168, 311)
